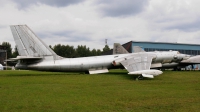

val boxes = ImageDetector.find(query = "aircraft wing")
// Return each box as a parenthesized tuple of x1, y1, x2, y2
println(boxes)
(180, 55, 200, 64)
(113, 53, 156, 72)
(113, 53, 162, 78)
(112, 47, 163, 78)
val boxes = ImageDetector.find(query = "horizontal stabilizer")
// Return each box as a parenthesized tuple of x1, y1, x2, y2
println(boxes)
(9, 56, 43, 60)
(142, 74, 154, 78)
(89, 69, 109, 74)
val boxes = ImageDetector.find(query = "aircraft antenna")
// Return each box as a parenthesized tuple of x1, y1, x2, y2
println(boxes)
(105, 39, 107, 45)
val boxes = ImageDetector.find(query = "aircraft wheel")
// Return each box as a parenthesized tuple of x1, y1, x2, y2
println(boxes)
(136, 75, 143, 80)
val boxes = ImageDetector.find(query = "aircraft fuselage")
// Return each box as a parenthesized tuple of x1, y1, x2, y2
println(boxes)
(15, 51, 187, 72)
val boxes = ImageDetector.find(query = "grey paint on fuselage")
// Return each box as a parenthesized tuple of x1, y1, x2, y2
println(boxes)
(16, 51, 184, 72)
(16, 54, 128, 71)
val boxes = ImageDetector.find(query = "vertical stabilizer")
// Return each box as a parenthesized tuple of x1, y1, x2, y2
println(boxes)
(113, 43, 129, 54)
(10, 25, 60, 59)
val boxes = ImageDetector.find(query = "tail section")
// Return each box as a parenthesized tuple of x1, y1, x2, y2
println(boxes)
(10, 25, 60, 59)
(113, 43, 129, 54)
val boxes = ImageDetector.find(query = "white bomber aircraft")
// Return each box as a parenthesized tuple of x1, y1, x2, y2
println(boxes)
(10, 25, 189, 79)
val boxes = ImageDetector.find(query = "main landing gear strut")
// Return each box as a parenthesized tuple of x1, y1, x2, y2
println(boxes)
(136, 75, 143, 80)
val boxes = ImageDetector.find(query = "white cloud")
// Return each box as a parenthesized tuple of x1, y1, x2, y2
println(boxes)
(142, 0, 200, 31)
(96, 0, 149, 17)
(0, 0, 200, 51)
(6, 0, 85, 9)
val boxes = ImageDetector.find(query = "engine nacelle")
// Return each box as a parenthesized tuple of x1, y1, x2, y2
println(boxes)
(173, 54, 190, 62)
(153, 51, 190, 63)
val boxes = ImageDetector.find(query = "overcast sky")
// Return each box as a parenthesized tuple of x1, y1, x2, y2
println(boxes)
(1, 0, 200, 50)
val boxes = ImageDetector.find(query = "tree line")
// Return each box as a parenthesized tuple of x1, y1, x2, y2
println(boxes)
(1, 42, 111, 58)
(50, 44, 104, 58)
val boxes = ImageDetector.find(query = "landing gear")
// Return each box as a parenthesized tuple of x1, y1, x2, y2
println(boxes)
(173, 67, 181, 71)
(136, 75, 143, 80)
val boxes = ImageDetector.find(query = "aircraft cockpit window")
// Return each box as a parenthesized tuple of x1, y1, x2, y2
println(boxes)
(114, 56, 119, 58)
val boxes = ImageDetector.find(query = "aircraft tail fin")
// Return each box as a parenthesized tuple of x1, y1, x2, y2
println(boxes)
(113, 43, 129, 54)
(133, 46, 146, 53)
(10, 25, 60, 59)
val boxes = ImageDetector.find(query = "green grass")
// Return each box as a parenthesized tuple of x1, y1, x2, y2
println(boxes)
(0, 70, 199, 112)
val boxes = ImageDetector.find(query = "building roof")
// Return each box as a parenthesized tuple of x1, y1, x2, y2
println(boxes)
(131, 41, 200, 46)
(131, 41, 200, 50)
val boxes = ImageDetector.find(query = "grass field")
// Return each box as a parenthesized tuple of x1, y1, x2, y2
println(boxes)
(0, 70, 199, 112)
